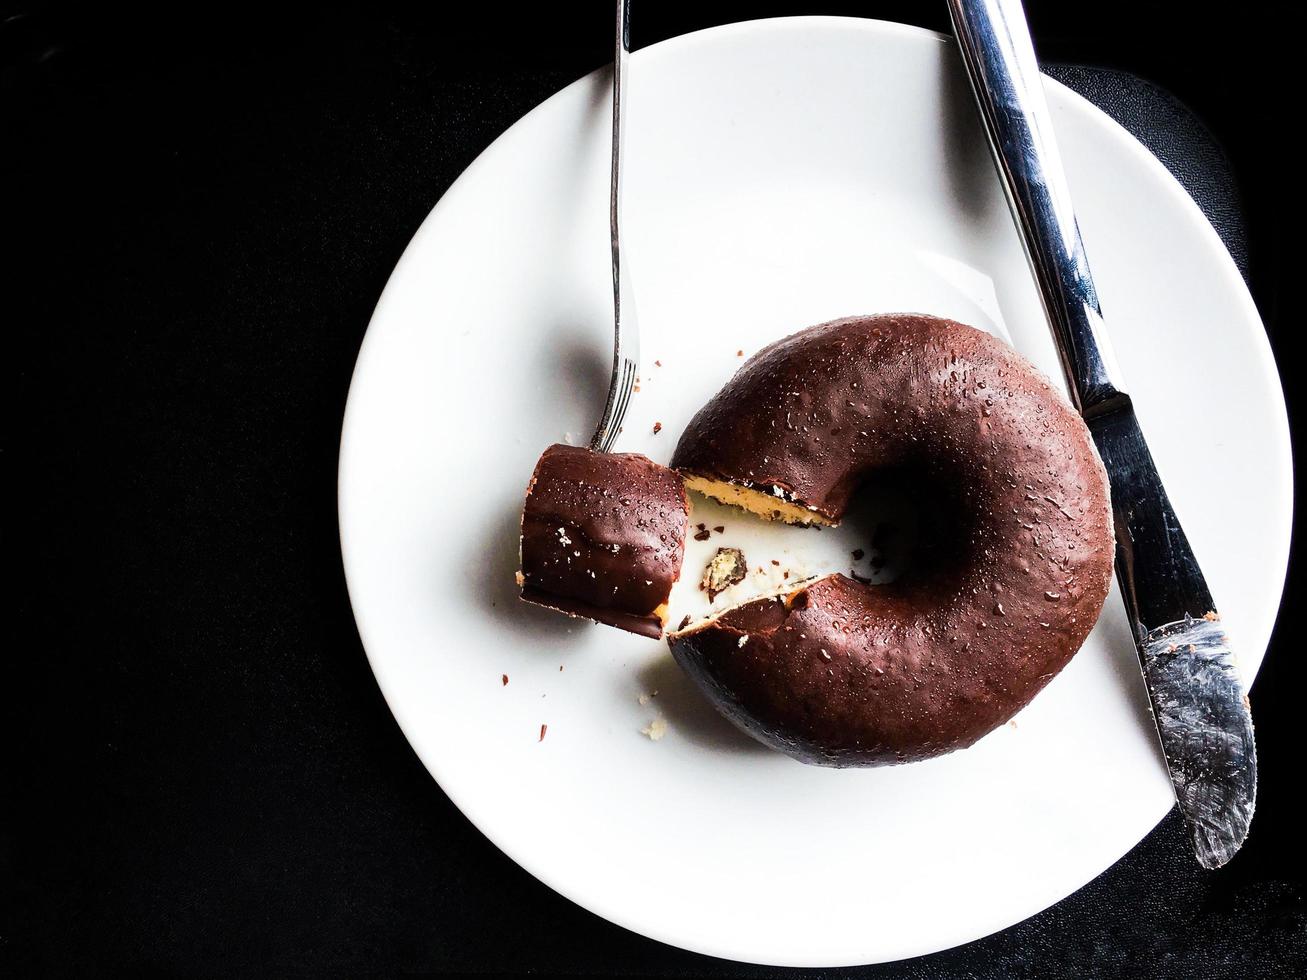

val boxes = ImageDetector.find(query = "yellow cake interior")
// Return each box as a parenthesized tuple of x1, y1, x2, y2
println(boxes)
(681, 475, 835, 526)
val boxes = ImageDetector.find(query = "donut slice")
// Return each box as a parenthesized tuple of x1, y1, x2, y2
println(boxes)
(520, 444, 689, 638)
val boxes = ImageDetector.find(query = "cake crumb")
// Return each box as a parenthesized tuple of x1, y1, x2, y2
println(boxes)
(736, 349, 744, 357)
(642, 717, 668, 741)
(702, 547, 748, 600)
(1008, 719, 1018, 730)
(514, 570, 525, 587)
(737, 634, 749, 648)
(653, 421, 662, 434)
(1203, 610, 1220, 622)
(538, 724, 548, 742)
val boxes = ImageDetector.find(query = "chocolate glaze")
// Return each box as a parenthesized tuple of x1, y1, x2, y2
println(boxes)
(669, 314, 1114, 765)
(520, 444, 689, 639)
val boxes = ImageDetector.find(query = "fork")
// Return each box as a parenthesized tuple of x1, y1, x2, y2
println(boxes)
(589, 0, 639, 453)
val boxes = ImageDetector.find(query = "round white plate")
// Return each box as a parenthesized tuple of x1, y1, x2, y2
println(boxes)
(338, 17, 1291, 967)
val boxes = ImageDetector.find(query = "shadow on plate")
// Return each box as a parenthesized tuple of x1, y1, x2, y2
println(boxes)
(936, 44, 1004, 226)
(549, 331, 610, 438)
(636, 654, 772, 756)
(468, 497, 579, 644)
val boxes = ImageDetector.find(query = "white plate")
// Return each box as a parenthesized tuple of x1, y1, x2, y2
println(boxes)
(338, 17, 1291, 967)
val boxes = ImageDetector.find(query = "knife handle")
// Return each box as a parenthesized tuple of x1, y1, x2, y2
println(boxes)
(946, 0, 1125, 415)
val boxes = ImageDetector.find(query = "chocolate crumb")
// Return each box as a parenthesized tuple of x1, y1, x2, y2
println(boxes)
(702, 547, 748, 600)
(713, 525, 725, 534)
(771, 559, 780, 566)
(502, 674, 509, 686)
(676, 615, 692, 631)
(693, 528, 712, 541)
(852, 549, 865, 561)
(652, 421, 662, 434)
(559, 665, 564, 671)
(538, 724, 547, 742)
(849, 570, 872, 585)
(654, 359, 662, 367)
(783, 571, 790, 579)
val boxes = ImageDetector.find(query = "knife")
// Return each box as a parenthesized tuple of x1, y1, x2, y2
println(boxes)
(946, 0, 1256, 868)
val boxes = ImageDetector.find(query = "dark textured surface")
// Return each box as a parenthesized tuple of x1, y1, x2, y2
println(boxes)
(670, 314, 1113, 765)
(6, 3, 1302, 977)
(1042, 66, 1250, 278)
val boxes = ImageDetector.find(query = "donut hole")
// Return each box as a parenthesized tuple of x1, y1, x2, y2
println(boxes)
(811, 464, 981, 594)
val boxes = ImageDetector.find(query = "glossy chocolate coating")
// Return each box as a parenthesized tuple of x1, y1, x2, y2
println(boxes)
(669, 314, 1114, 765)
(520, 444, 689, 639)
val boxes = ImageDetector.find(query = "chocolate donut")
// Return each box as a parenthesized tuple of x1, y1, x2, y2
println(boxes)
(520, 444, 689, 638)
(668, 314, 1114, 765)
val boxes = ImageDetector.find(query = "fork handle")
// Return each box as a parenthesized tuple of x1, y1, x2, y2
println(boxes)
(590, 0, 640, 453)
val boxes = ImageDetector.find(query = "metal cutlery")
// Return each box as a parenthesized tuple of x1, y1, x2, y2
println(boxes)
(590, 0, 639, 453)
(948, 0, 1258, 868)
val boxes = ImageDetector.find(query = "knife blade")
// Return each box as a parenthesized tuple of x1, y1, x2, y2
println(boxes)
(946, 0, 1256, 867)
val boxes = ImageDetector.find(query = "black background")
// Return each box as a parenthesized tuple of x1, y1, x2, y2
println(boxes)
(5, 2, 1302, 976)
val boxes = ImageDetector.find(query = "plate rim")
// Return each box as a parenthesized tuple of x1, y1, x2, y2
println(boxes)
(337, 15, 1293, 967)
